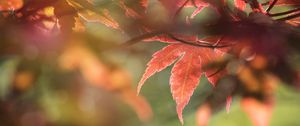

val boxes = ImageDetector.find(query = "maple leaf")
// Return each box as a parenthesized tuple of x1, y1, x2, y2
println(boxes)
(138, 43, 224, 124)
(234, 0, 247, 11)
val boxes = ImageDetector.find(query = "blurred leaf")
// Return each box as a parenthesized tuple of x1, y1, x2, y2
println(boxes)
(241, 98, 273, 126)
(196, 103, 211, 126)
(0, 58, 19, 99)
(0, 0, 23, 11)
(59, 43, 153, 121)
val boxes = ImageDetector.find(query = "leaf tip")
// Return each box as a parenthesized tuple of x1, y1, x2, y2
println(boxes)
(176, 105, 185, 125)
(136, 81, 144, 95)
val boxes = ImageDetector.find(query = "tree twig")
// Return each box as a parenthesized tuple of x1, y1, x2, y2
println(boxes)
(120, 31, 164, 47)
(277, 12, 300, 21)
(266, 0, 278, 12)
(268, 7, 300, 17)
(167, 34, 234, 49)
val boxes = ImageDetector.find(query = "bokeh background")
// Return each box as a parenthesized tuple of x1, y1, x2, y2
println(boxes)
(1, 0, 300, 126)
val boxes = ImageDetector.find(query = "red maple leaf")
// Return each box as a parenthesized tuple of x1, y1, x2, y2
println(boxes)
(234, 0, 247, 11)
(137, 43, 225, 124)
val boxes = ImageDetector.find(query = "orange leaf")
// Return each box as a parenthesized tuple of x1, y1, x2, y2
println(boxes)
(137, 44, 184, 94)
(0, 0, 23, 11)
(59, 44, 110, 87)
(241, 98, 273, 126)
(196, 104, 211, 126)
(170, 48, 203, 124)
(59, 44, 153, 121)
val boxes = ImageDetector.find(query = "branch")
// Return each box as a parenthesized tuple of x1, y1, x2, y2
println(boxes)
(262, 1, 270, 6)
(248, 0, 264, 13)
(268, 7, 300, 17)
(167, 34, 234, 49)
(120, 31, 164, 47)
(277, 12, 300, 21)
(266, 0, 278, 12)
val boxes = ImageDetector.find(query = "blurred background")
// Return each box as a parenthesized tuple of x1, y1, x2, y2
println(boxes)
(1, 0, 300, 126)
